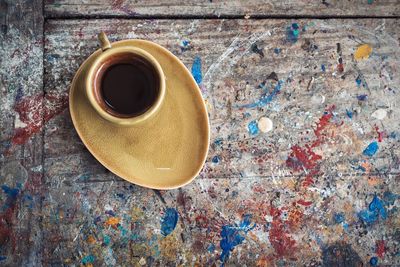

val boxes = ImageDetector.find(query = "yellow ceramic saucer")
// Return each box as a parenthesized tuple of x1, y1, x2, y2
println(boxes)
(69, 40, 210, 189)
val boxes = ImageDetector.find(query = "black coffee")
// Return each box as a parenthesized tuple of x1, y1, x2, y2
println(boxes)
(100, 59, 158, 116)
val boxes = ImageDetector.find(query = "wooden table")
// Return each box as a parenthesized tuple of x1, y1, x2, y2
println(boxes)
(1, 1, 400, 266)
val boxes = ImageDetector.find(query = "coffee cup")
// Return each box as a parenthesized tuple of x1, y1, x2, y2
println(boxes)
(85, 32, 166, 126)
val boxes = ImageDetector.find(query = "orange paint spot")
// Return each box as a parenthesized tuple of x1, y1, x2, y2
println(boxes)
(361, 161, 371, 173)
(354, 44, 373, 60)
(87, 235, 96, 244)
(368, 176, 380, 186)
(86, 264, 93, 267)
(105, 217, 120, 227)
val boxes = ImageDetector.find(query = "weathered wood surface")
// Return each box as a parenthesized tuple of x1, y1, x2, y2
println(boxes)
(44, 0, 400, 18)
(43, 19, 400, 266)
(0, 0, 44, 265)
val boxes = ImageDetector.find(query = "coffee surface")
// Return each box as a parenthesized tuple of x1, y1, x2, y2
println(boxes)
(101, 61, 158, 115)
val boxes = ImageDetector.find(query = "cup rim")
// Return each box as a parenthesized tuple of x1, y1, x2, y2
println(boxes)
(85, 46, 166, 126)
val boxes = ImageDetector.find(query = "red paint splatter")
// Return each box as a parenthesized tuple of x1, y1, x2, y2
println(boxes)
(297, 199, 313, 206)
(286, 145, 322, 171)
(286, 105, 336, 188)
(337, 63, 344, 73)
(376, 240, 385, 258)
(269, 206, 296, 257)
(375, 125, 384, 142)
(12, 92, 68, 145)
(314, 105, 335, 138)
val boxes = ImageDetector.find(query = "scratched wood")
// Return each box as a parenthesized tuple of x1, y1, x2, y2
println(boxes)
(0, 0, 44, 265)
(44, 0, 400, 17)
(43, 19, 400, 266)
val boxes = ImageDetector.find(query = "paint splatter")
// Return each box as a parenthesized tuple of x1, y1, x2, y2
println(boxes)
(375, 126, 384, 142)
(269, 207, 296, 257)
(354, 44, 373, 60)
(363, 141, 379, 157)
(82, 255, 95, 265)
(251, 43, 264, 57)
(321, 64, 326, 72)
(180, 40, 191, 51)
(337, 43, 344, 73)
(274, 48, 281, 54)
(370, 257, 378, 266)
(356, 76, 362, 87)
(333, 213, 345, 224)
(12, 92, 68, 145)
(376, 240, 385, 258)
(286, 23, 300, 43)
(248, 120, 259, 135)
(368, 0, 374, 3)
(346, 109, 353, 119)
(359, 195, 387, 224)
(161, 208, 178, 236)
(191, 56, 202, 85)
(105, 217, 120, 227)
(357, 94, 368, 101)
(239, 80, 283, 108)
(220, 214, 255, 265)
(212, 155, 220, 163)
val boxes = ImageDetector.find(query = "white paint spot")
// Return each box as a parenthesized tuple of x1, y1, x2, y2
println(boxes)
(371, 109, 387, 120)
(258, 117, 273, 133)
(14, 113, 27, 128)
(139, 257, 146, 266)
(311, 94, 325, 104)
(104, 204, 113, 211)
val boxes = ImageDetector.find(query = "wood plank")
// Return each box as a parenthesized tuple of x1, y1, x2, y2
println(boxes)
(44, 0, 400, 17)
(43, 18, 400, 265)
(0, 0, 44, 265)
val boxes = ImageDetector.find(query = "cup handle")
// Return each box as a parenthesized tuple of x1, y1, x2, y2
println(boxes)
(98, 31, 111, 51)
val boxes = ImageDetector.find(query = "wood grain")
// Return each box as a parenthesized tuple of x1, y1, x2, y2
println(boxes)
(44, 0, 400, 18)
(0, 0, 44, 265)
(41, 18, 400, 265)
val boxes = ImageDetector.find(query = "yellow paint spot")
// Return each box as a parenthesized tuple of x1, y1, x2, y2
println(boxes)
(87, 235, 96, 244)
(105, 217, 120, 226)
(86, 264, 93, 267)
(354, 44, 373, 60)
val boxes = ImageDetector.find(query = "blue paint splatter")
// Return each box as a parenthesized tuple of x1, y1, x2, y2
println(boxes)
(248, 121, 259, 135)
(220, 214, 255, 266)
(214, 138, 223, 146)
(333, 212, 345, 224)
(103, 235, 111, 246)
(363, 141, 379, 157)
(161, 208, 178, 236)
(191, 56, 202, 85)
(15, 87, 23, 102)
(383, 191, 398, 206)
(356, 76, 362, 87)
(274, 48, 281, 54)
(321, 64, 326, 72)
(1, 185, 19, 198)
(0, 256, 6, 261)
(286, 23, 300, 43)
(105, 210, 116, 216)
(357, 94, 368, 101)
(116, 193, 125, 200)
(359, 195, 387, 224)
(368, 0, 374, 4)
(346, 109, 353, 119)
(212, 155, 220, 163)
(240, 80, 283, 108)
(370, 257, 378, 266)
(82, 255, 95, 264)
(208, 243, 216, 253)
